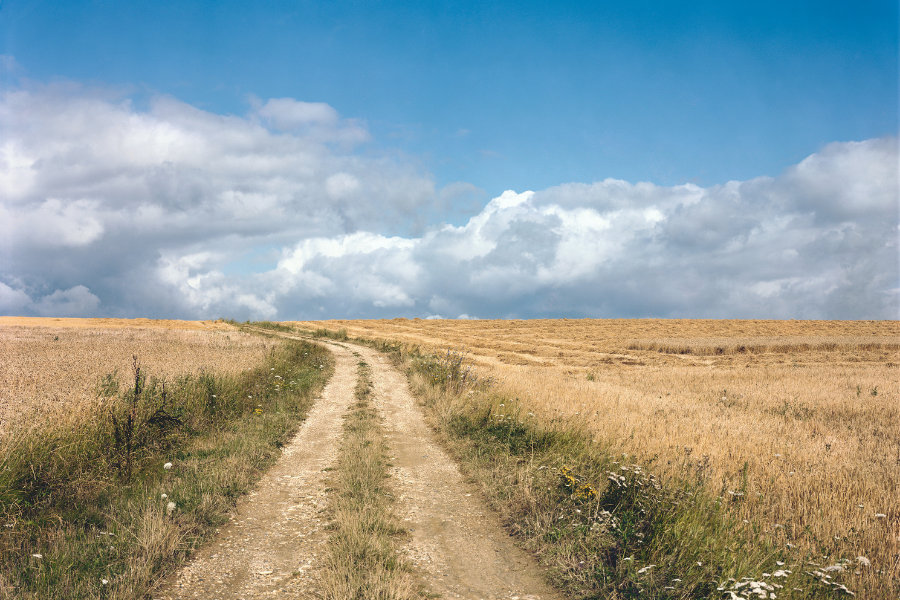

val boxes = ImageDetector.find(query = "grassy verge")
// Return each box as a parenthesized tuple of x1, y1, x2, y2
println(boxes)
(0, 339, 332, 600)
(382, 346, 878, 600)
(321, 354, 416, 600)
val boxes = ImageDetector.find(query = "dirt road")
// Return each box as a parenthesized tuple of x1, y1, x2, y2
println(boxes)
(157, 336, 559, 600)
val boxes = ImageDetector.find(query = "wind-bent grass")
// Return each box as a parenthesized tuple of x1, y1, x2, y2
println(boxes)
(321, 356, 416, 600)
(292, 319, 898, 597)
(384, 346, 894, 599)
(0, 339, 331, 600)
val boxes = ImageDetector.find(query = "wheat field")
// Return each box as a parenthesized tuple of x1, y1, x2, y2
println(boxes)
(293, 318, 900, 584)
(0, 317, 261, 431)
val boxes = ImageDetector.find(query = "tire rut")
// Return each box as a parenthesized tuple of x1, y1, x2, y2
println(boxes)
(155, 348, 359, 599)
(157, 335, 559, 600)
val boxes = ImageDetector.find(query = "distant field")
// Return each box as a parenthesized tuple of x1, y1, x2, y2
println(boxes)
(0, 317, 258, 429)
(292, 318, 900, 584)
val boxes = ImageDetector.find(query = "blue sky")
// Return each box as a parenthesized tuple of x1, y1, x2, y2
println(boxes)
(1, 1, 898, 320)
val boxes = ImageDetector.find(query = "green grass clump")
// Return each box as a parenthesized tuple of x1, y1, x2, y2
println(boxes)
(0, 340, 332, 600)
(310, 327, 349, 341)
(245, 320, 295, 332)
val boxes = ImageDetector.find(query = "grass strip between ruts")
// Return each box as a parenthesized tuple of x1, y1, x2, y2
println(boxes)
(320, 353, 417, 600)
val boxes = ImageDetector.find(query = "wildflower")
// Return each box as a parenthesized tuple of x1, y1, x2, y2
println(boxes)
(101, 579, 109, 585)
(32, 554, 42, 558)
(166, 502, 177, 515)
(874, 513, 886, 518)
(161, 493, 168, 500)
(856, 556, 870, 567)
(163, 462, 173, 470)
(637, 565, 655, 574)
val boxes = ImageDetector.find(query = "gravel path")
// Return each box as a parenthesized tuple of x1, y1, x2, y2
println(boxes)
(157, 336, 559, 600)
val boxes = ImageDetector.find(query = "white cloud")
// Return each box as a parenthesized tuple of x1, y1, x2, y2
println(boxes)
(0, 79, 896, 320)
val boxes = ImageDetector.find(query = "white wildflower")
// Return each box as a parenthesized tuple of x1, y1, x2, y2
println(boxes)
(32, 554, 42, 558)
(101, 579, 109, 585)
(166, 501, 177, 515)
(163, 462, 173, 470)
(637, 564, 655, 574)
(161, 494, 167, 500)
(856, 556, 870, 567)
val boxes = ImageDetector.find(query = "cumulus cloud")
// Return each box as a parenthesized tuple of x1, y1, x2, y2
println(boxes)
(0, 79, 896, 320)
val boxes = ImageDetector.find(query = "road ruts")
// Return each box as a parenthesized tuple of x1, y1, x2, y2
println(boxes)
(154, 347, 360, 600)
(346, 343, 560, 600)
(157, 332, 560, 600)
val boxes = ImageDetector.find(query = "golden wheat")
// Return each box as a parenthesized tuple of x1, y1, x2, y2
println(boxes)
(292, 318, 900, 583)
(0, 318, 268, 431)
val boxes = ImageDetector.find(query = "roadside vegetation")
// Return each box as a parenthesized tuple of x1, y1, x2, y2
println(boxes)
(321, 354, 416, 600)
(401, 349, 893, 599)
(294, 321, 897, 600)
(298, 320, 898, 599)
(0, 338, 331, 600)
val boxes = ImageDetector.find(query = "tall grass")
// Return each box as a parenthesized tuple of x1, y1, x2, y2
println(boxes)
(0, 340, 331, 599)
(401, 348, 894, 599)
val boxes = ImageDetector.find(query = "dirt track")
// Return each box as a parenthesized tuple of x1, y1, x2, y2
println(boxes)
(157, 336, 558, 600)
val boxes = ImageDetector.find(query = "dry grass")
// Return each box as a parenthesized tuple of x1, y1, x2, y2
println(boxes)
(322, 357, 416, 600)
(0, 319, 270, 431)
(293, 318, 900, 592)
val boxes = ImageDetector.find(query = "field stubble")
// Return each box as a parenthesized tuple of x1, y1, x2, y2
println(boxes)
(0, 319, 270, 432)
(293, 318, 900, 593)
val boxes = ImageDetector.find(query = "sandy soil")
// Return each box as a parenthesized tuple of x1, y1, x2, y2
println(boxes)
(156, 334, 558, 600)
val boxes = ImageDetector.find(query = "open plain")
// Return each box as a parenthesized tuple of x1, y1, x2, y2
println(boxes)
(2, 317, 897, 597)
(292, 318, 900, 588)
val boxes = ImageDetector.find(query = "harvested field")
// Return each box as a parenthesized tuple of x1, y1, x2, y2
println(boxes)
(291, 318, 900, 586)
(0, 317, 268, 430)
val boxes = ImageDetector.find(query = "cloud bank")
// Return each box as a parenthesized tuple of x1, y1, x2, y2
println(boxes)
(1, 83, 897, 320)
